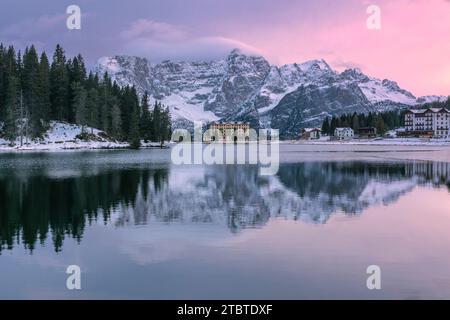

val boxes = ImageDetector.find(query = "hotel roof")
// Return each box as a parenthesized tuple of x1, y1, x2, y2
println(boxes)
(407, 108, 450, 114)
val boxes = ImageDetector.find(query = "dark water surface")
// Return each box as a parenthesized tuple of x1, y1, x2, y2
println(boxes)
(1, 147, 450, 299)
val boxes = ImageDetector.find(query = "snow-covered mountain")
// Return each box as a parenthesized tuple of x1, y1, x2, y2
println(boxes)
(96, 49, 448, 137)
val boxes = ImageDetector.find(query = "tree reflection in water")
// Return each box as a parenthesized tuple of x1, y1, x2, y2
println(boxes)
(0, 160, 449, 253)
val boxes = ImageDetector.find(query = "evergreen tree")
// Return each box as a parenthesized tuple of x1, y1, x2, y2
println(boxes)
(139, 92, 152, 142)
(38, 52, 51, 127)
(351, 113, 360, 132)
(128, 105, 140, 149)
(160, 106, 172, 146)
(50, 44, 69, 121)
(67, 54, 87, 122)
(330, 116, 337, 136)
(110, 99, 122, 140)
(321, 116, 330, 135)
(152, 101, 161, 142)
(23, 45, 44, 138)
(99, 73, 111, 132)
(4, 75, 19, 142)
(375, 114, 387, 134)
(72, 82, 88, 133)
(0, 44, 5, 123)
(86, 88, 99, 134)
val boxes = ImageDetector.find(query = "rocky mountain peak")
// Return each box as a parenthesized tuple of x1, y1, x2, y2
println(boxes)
(95, 50, 446, 137)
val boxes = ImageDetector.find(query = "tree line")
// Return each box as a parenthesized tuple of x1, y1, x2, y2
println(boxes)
(0, 43, 171, 148)
(320, 109, 407, 136)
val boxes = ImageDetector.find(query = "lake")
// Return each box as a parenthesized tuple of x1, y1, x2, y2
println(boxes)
(1, 145, 450, 299)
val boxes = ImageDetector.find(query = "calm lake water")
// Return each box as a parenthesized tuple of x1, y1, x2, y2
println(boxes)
(1, 145, 450, 299)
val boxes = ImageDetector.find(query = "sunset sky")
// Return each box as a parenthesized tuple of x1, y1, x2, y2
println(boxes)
(1, 0, 449, 96)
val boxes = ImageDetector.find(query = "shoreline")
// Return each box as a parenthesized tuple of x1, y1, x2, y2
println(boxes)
(281, 138, 450, 147)
(0, 142, 170, 153)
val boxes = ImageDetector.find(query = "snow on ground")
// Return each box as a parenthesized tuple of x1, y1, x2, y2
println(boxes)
(0, 121, 128, 151)
(0, 121, 170, 152)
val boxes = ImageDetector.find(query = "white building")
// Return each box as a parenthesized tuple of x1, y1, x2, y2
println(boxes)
(405, 108, 450, 138)
(334, 127, 354, 140)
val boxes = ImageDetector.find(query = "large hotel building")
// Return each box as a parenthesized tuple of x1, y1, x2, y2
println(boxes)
(204, 121, 251, 143)
(405, 108, 450, 138)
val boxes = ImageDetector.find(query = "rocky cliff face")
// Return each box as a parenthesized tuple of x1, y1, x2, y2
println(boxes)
(96, 49, 447, 137)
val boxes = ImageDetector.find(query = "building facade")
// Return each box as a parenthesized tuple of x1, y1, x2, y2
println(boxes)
(204, 121, 251, 143)
(405, 108, 450, 138)
(334, 127, 354, 140)
(300, 128, 322, 140)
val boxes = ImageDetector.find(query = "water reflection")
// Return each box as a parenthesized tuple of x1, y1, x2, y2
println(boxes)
(0, 160, 449, 254)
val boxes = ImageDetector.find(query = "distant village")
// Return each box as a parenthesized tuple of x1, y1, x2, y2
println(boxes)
(300, 107, 450, 141)
(202, 107, 450, 143)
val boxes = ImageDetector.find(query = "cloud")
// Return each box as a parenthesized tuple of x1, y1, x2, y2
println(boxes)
(329, 57, 365, 72)
(120, 19, 187, 42)
(118, 19, 263, 62)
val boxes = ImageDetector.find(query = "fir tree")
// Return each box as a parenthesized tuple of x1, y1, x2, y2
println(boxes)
(321, 116, 330, 135)
(128, 105, 141, 149)
(23, 45, 44, 138)
(86, 88, 99, 134)
(72, 82, 88, 133)
(139, 92, 152, 142)
(38, 52, 51, 127)
(110, 99, 122, 141)
(50, 44, 69, 121)
(4, 75, 19, 142)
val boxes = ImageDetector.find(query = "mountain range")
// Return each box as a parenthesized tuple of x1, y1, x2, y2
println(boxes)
(96, 49, 448, 138)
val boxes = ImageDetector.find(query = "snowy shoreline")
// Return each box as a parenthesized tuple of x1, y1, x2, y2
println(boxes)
(0, 121, 168, 152)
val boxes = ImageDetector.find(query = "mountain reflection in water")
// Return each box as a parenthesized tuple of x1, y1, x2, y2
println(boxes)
(0, 160, 449, 253)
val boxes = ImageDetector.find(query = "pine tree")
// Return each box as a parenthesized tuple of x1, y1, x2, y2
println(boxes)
(0, 44, 5, 123)
(152, 101, 161, 142)
(86, 88, 99, 134)
(375, 115, 387, 134)
(23, 45, 44, 138)
(110, 99, 122, 141)
(38, 52, 51, 128)
(4, 75, 19, 142)
(160, 106, 172, 146)
(128, 105, 140, 149)
(321, 117, 330, 135)
(67, 54, 87, 122)
(72, 82, 88, 133)
(352, 113, 360, 132)
(330, 116, 337, 136)
(50, 44, 69, 121)
(139, 92, 152, 142)
(99, 73, 111, 132)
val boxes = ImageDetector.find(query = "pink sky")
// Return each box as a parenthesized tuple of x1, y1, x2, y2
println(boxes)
(233, 0, 450, 96)
(1, 0, 449, 96)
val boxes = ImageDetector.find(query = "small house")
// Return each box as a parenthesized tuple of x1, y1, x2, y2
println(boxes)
(357, 127, 377, 138)
(334, 127, 354, 140)
(300, 128, 322, 140)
